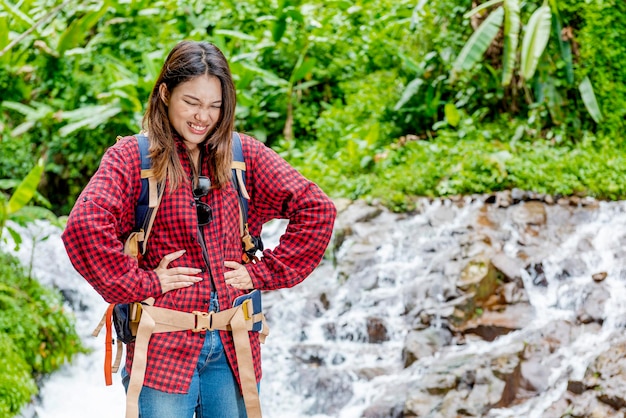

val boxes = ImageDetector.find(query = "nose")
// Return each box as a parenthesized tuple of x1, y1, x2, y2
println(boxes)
(194, 108, 211, 123)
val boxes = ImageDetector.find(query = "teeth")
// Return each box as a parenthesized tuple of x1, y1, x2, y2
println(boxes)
(190, 123, 206, 130)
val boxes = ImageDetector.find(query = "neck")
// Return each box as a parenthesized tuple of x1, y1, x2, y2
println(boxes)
(188, 147, 202, 177)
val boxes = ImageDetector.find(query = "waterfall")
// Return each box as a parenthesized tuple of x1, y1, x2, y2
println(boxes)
(6, 197, 626, 417)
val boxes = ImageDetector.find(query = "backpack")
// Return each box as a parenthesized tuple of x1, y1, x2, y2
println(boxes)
(92, 132, 267, 418)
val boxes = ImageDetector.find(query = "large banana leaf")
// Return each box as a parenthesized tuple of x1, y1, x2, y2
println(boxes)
(520, 4, 552, 80)
(579, 76, 603, 124)
(501, 0, 520, 86)
(452, 7, 504, 79)
(7, 158, 44, 215)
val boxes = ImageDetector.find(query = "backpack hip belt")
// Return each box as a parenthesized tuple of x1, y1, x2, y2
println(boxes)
(125, 300, 269, 418)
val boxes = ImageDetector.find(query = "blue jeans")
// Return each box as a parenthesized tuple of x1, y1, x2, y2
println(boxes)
(122, 294, 248, 418)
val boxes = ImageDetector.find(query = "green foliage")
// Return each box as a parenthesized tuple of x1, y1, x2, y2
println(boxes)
(0, 0, 624, 217)
(0, 333, 37, 417)
(0, 251, 87, 374)
(562, 0, 626, 135)
(0, 251, 86, 414)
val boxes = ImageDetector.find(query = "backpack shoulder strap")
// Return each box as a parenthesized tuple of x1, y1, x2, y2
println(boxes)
(122, 133, 165, 258)
(231, 131, 250, 219)
(231, 132, 263, 263)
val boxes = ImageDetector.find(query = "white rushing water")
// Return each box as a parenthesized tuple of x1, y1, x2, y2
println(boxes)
(6, 199, 626, 417)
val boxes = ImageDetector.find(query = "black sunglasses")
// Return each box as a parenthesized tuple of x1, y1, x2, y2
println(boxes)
(193, 176, 213, 226)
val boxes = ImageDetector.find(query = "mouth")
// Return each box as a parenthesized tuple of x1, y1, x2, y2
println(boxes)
(188, 122, 208, 135)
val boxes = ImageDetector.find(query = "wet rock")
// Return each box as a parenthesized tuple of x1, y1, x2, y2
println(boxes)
(592, 272, 608, 282)
(403, 328, 453, 367)
(511, 201, 547, 226)
(290, 344, 326, 366)
(367, 317, 389, 343)
(526, 262, 548, 287)
(491, 252, 526, 281)
(557, 257, 588, 280)
(576, 282, 610, 325)
(457, 257, 501, 303)
(582, 339, 626, 411)
(296, 368, 354, 415)
(456, 303, 535, 342)
(361, 403, 404, 418)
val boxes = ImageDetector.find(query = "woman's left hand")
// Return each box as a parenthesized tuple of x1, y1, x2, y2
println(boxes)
(224, 260, 254, 290)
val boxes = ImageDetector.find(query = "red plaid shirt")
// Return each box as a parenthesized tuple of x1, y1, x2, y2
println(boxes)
(62, 133, 336, 393)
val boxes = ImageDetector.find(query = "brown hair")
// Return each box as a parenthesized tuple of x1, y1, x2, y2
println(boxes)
(142, 41, 236, 190)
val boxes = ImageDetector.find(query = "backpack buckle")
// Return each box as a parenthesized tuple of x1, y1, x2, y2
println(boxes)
(240, 299, 252, 321)
(192, 311, 214, 332)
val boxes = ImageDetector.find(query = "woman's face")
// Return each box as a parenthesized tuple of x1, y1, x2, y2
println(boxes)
(159, 75, 222, 151)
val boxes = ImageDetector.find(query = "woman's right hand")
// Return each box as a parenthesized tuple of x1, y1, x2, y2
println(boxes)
(154, 250, 203, 294)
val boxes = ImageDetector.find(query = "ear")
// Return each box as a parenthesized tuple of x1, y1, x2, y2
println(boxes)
(159, 83, 170, 106)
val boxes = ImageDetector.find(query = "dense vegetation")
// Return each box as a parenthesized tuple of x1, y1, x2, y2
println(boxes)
(0, 0, 624, 414)
(0, 251, 85, 416)
(0, 0, 624, 214)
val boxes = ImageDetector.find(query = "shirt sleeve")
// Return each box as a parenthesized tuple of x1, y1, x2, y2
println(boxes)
(243, 136, 337, 290)
(61, 138, 162, 303)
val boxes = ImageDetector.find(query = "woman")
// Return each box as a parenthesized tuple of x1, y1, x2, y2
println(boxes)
(62, 41, 336, 418)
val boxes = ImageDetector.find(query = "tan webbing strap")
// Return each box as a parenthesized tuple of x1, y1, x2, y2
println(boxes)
(124, 304, 267, 418)
(231, 162, 250, 200)
(123, 231, 143, 259)
(126, 310, 157, 418)
(231, 307, 262, 417)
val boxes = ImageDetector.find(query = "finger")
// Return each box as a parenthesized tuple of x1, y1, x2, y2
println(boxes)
(160, 274, 203, 293)
(224, 260, 242, 270)
(158, 249, 186, 268)
(229, 279, 253, 290)
(167, 267, 203, 275)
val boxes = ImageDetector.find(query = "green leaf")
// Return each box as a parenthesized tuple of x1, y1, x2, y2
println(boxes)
(0, 0, 34, 27)
(0, 15, 9, 62)
(463, 0, 504, 18)
(9, 205, 59, 227)
(290, 57, 316, 84)
(549, 3, 574, 84)
(0, 179, 19, 190)
(10, 120, 35, 137)
(579, 76, 603, 124)
(57, 4, 109, 55)
(292, 80, 319, 91)
(1, 101, 36, 117)
(445, 103, 461, 127)
(452, 7, 504, 79)
(58, 105, 121, 137)
(239, 62, 288, 87)
(6, 226, 22, 250)
(501, 0, 520, 86)
(394, 78, 424, 110)
(7, 158, 44, 215)
(213, 29, 258, 41)
(520, 4, 552, 80)
(272, 15, 287, 43)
